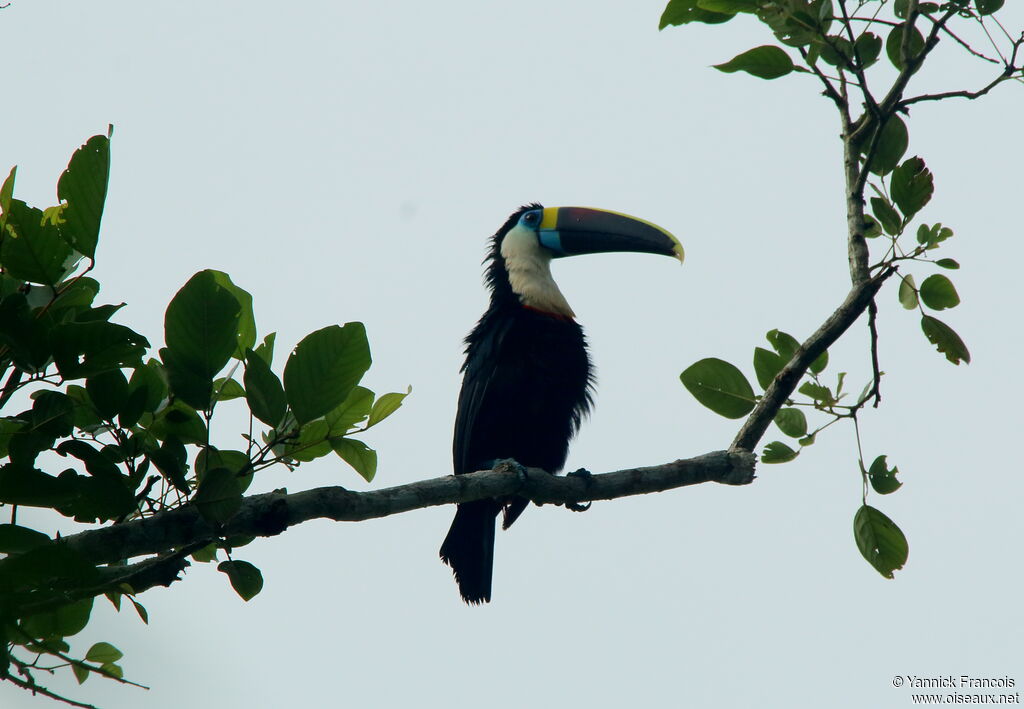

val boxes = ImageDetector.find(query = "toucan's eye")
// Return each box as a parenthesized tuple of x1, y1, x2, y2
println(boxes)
(521, 211, 540, 226)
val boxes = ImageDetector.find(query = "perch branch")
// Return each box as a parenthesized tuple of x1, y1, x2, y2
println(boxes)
(57, 450, 756, 568)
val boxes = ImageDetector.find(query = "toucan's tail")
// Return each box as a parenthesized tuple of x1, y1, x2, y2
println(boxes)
(439, 500, 499, 604)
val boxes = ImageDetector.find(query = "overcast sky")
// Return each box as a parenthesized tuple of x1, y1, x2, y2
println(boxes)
(2, 2, 1023, 708)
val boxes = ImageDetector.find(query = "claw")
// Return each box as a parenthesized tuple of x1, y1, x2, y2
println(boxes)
(492, 458, 528, 484)
(565, 467, 593, 512)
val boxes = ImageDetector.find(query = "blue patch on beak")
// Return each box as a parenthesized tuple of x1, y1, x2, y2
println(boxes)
(538, 230, 565, 256)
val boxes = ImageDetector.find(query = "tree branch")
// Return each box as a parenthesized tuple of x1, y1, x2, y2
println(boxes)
(2, 673, 100, 709)
(902, 64, 1023, 106)
(730, 268, 896, 452)
(59, 450, 756, 567)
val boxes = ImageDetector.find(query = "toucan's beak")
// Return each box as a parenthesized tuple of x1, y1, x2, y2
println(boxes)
(537, 206, 683, 263)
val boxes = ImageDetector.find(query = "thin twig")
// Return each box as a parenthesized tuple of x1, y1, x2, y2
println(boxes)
(867, 298, 882, 408)
(2, 673, 101, 709)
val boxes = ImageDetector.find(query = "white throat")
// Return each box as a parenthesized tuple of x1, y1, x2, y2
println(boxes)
(500, 224, 575, 318)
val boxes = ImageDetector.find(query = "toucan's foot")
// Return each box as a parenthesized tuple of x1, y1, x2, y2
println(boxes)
(565, 468, 592, 512)
(493, 458, 528, 484)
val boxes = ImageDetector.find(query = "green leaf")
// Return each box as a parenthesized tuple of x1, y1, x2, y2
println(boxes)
(680, 358, 756, 419)
(212, 377, 246, 402)
(130, 360, 168, 408)
(72, 661, 90, 685)
(659, 0, 735, 27)
(0, 418, 21, 459)
(331, 437, 378, 482)
(196, 448, 252, 492)
(919, 274, 960, 310)
(366, 386, 411, 429)
(160, 347, 213, 411)
(129, 598, 148, 624)
(254, 332, 276, 366)
(752, 347, 785, 390)
(714, 45, 795, 80)
(766, 329, 799, 361)
(193, 545, 222, 561)
(698, 0, 757, 11)
(870, 197, 902, 236)
(56, 134, 110, 260)
(51, 277, 100, 314)
(891, 157, 933, 220)
(192, 467, 242, 523)
(209, 270, 256, 359)
(757, 3, 822, 47)
(1, 199, 75, 285)
(32, 390, 75, 437)
(920, 315, 970, 365)
(325, 386, 374, 434)
(862, 215, 882, 239)
(191, 543, 219, 563)
(283, 323, 372, 425)
(149, 400, 207, 445)
(853, 504, 908, 578)
(867, 454, 902, 495)
(0, 464, 76, 508)
(853, 31, 882, 68)
(885, 22, 925, 69)
(0, 524, 51, 553)
(975, 0, 1004, 16)
(809, 348, 829, 375)
(51, 321, 149, 380)
(164, 270, 241, 380)
(217, 560, 264, 601)
(283, 420, 332, 462)
(819, 35, 853, 67)
(935, 258, 959, 270)
(898, 274, 918, 310)
(21, 597, 94, 639)
(0, 165, 15, 219)
(86, 369, 129, 421)
(774, 408, 808, 438)
(244, 348, 287, 427)
(865, 115, 908, 176)
(761, 441, 798, 464)
(100, 662, 123, 680)
(917, 222, 953, 248)
(85, 641, 123, 664)
(798, 381, 835, 405)
(0, 544, 99, 595)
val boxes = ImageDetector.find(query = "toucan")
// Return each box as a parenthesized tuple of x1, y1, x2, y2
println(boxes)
(439, 204, 683, 604)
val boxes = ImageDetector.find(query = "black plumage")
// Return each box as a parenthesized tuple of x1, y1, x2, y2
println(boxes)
(439, 203, 680, 604)
(440, 205, 593, 604)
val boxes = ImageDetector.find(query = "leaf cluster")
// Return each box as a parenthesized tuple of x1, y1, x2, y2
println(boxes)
(0, 134, 407, 701)
(660, 0, 1020, 582)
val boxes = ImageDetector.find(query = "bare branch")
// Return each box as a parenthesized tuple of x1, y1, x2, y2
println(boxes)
(867, 298, 882, 408)
(902, 63, 1023, 106)
(798, 46, 847, 112)
(59, 450, 756, 567)
(2, 673, 100, 709)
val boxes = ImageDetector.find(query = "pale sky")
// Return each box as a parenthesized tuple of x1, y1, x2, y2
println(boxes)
(2, 2, 1022, 708)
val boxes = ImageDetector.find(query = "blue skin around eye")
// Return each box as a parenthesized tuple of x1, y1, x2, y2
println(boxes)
(520, 209, 564, 255)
